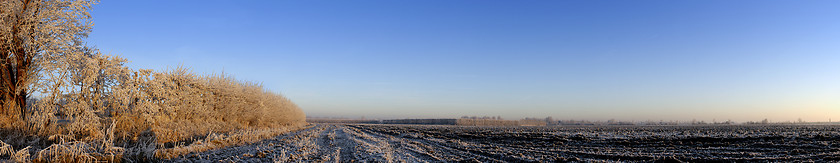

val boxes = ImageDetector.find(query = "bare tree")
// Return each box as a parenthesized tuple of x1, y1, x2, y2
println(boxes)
(0, 0, 95, 119)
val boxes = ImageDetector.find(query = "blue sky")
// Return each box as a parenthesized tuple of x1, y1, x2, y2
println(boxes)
(87, 0, 840, 122)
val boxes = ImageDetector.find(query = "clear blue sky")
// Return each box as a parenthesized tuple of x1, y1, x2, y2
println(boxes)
(87, 0, 840, 122)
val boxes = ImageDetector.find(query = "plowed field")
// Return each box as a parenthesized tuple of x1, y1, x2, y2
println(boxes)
(171, 124, 840, 162)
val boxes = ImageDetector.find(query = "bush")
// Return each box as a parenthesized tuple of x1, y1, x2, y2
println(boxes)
(1, 0, 306, 161)
(0, 38, 305, 162)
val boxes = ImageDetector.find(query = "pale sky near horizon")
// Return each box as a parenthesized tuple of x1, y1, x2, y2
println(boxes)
(87, 0, 840, 122)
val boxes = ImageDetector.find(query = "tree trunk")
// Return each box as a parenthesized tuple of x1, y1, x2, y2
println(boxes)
(16, 90, 26, 120)
(0, 0, 36, 120)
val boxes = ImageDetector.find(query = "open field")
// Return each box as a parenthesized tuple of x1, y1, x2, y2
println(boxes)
(171, 123, 840, 162)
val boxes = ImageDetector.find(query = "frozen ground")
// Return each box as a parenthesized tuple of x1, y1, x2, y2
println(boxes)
(170, 124, 840, 162)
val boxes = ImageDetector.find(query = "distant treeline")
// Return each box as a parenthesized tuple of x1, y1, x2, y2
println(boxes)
(306, 118, 379, 124)
(455, 119, 516, 126)
(379, 118, 547, 126)
(558, 119, 737, 126)
(309, 116, 823, 126)
(382, 119, 457, 125)
(455, 119, 547, 126)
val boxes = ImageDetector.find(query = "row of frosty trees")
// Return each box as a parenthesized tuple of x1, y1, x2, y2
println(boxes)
(0, 0, 305, 160)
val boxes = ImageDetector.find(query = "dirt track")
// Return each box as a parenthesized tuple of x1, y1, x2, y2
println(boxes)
(171, 124, 840, 162)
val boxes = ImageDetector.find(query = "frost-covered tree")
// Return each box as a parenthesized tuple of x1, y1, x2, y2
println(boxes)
(0, 0, 96, 119)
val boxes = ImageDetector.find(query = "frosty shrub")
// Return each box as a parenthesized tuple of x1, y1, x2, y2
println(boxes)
(28, 45, 308, 160)
(145, 67, 306, 145)
(0, 0, 306, 161)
